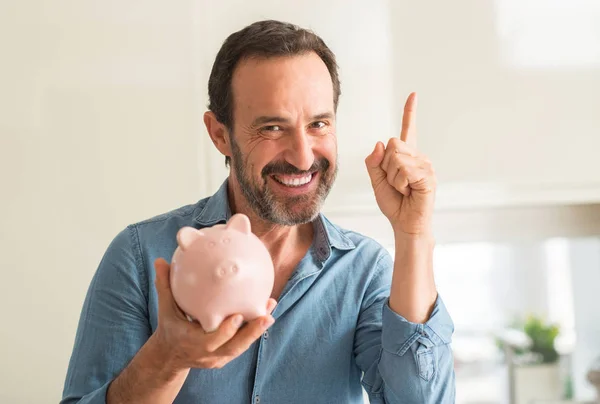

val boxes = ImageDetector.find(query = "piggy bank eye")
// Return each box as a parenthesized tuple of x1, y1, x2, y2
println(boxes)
(222, 237, 230, 244)
(216, 267, 226, 277)
(208, 241, 216, 248)
(231, 264, 238, 274)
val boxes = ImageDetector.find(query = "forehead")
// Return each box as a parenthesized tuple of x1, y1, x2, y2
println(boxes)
(231, 52, 335, 119)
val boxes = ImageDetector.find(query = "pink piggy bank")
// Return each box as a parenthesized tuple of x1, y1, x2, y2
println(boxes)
(170, 213, 274, 332)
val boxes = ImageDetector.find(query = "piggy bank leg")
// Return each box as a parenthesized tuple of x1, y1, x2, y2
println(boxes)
(245, 304, 268, 322)
(199, 314, 224, 333)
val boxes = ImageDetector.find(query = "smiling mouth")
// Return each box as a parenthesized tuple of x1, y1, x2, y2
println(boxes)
(272, 173, 314, 187)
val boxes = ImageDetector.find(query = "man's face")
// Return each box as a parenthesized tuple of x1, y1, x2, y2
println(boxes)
(228, 52, 338, 226)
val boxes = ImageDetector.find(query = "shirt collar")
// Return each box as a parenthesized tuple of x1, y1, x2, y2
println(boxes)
(193, 179, 355, 260)
(313, 213, 355, 261)
(193, 179, 231, 226)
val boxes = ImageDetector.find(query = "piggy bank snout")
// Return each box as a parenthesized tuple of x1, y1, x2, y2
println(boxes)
(215, 260, 241, 278)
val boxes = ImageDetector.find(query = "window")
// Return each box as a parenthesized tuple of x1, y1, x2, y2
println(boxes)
(495, 0, 600, 69)
(383, 238, 576, 403)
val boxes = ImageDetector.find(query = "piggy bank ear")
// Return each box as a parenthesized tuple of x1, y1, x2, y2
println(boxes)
(177, 227, 204, 250)
(226, 214, 251, 234)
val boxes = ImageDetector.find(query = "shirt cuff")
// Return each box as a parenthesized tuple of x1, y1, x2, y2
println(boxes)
(61, 380, 111, 404)
(381, 295, 454, 356)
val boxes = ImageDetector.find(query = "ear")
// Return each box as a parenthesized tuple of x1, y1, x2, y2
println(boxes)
(225, 214, 251, 234)
(204, 111, 232, 160)
(176, 227, 204, 250)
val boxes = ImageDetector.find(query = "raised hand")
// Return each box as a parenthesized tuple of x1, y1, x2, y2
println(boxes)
(365, 92, 436, 236)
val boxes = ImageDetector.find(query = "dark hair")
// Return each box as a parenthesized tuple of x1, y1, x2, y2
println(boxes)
(207, 20, 341, 166)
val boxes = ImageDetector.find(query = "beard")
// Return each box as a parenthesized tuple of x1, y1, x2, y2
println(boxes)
(230, 134, 337, 226)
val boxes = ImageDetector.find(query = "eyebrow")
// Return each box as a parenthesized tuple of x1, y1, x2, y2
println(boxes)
(250, 112, 335, 128)
(312, 112, 335, 121)
(251, 116, 290, 127)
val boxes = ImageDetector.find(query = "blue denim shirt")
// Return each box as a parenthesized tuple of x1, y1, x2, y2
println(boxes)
(61, 180, 455, 404)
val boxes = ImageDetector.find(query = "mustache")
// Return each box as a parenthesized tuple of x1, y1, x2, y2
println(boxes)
(262, 158, 330, 177)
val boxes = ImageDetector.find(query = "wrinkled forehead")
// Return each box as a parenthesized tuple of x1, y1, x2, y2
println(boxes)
(231, 53, 335, 121)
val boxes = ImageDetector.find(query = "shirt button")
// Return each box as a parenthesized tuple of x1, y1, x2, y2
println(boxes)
(255, 395, 260, 404)
(263, 330, 269, 339)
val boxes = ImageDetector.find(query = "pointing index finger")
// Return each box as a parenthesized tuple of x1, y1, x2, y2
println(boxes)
(400, 92, 418, 148)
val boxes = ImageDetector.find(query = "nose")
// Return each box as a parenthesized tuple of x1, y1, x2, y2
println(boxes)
(284, 129, 314, 172)
(215, 260, 240, 278)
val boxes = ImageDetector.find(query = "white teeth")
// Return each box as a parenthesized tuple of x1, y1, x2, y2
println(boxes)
(274, 174, 312, 187)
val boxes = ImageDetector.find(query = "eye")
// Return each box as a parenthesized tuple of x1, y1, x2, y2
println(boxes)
(310, 121, 327, 130)
(259, 125, 285, 139)
(262, 125, 283, 132)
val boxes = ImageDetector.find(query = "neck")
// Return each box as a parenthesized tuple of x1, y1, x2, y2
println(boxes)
(226, 178, 314, 264)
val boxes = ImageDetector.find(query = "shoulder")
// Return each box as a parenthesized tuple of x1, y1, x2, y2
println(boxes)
(132, 199, 206, 229)
(105, 197, 211, 265)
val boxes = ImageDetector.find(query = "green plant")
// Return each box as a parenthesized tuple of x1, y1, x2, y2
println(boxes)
(523, 315, 560, 364)
(496, 314, 561, 364)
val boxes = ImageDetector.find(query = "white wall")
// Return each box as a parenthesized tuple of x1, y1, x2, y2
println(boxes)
(324, 0, 600, 212)
(1, 1, 600, 402)
(0, 2, 207, 402)
(387, 1, 600, 184)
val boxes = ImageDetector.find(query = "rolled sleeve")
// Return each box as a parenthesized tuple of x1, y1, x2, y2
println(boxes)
(379, 295, 456, 403)
(355, 250, 456, 404)
(381, 295, 453, 357)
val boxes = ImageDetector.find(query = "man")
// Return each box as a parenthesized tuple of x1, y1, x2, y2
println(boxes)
(61, 20, 455, 404)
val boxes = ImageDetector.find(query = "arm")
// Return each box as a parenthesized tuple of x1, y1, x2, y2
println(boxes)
(106, 258, 276, 404)
(61, 226, 159, 403)
(106, 333, 189, 404)
(354, 252, 455, 404)
(389, 231, 437, 324)
(61, 227, 275, 404)
(364, 92, 439, 324)
(361, 92, 455, 401)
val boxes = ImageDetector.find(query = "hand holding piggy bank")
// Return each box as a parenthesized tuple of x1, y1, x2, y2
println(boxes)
(170, 213, 275, 332)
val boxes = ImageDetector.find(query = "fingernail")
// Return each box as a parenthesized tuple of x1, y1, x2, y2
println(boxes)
(233, 315, 243, 327)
